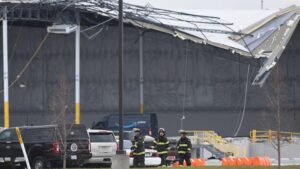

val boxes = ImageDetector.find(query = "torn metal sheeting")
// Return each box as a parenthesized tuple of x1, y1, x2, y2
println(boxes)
(1, 1, 300, 86)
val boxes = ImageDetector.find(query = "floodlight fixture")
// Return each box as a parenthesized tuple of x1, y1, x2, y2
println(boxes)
(47, 24, 78, 34)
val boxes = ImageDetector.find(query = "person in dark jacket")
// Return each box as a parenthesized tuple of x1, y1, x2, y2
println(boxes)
(177, 130, 192, 166)
(152, 128, 170, 166)
(131, 128, 145, 167)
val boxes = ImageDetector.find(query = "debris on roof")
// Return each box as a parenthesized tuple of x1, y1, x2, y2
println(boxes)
(0, 1, 299, 86)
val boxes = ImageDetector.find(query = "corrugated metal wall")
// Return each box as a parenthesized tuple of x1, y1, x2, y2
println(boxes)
(0, 22, 299, 136)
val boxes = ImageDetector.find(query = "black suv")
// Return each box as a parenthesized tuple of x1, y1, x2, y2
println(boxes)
(0, 124, 91, 169)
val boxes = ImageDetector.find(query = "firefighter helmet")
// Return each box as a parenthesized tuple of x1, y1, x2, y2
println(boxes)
(133, 128, 141, 133)
(158, 128, 166, 134)
(179, 129, 187, 134)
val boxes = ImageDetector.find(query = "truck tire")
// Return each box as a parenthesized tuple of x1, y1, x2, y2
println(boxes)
(32, 156, 47, 169)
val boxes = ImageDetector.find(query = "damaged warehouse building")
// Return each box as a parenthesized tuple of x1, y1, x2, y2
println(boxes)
(0, 0, 299, 136)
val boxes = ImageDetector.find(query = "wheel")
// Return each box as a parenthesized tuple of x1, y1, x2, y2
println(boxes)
(32, 156, 47, 169)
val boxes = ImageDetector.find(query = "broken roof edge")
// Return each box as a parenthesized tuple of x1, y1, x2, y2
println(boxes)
(0, 1, 252, 56)
(125, 18, 251, 56)
(230, 5, 300, 41)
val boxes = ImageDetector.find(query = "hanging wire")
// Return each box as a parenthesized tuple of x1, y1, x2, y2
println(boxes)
(0, 32, 50, 93)
(233, 64, 251, 136)
(181, 41, 189, 129)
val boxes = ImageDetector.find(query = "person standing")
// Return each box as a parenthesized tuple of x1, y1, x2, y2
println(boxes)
(177, 130, 192, 166)
(131, 128, 145, 167)
(152, 128, 170, 166)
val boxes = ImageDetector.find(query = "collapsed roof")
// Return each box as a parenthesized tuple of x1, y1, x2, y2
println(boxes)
(0, 0, 300, 86)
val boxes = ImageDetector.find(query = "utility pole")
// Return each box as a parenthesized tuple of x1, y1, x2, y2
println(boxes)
(112, 1, 129, 168)
(118, 0, 124, 152)
(261, 0, 264, 10)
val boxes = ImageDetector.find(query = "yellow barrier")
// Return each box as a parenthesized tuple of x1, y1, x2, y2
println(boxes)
(250, 129, 300, 143)
(186, 130, 239, 157)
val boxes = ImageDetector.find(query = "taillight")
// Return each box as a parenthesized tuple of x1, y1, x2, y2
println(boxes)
(88, 141, 91, 153)
(53, 141, 60, 155)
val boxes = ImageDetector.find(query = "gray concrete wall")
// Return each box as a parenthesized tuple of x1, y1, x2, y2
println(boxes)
(0, 20, 299, 136)
(250, 143, 300, 159)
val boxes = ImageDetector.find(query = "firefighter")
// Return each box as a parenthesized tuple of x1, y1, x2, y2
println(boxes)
(131, 128, 145, 167)
(177, 130, 192, 166)
(152, 128, 170, 166)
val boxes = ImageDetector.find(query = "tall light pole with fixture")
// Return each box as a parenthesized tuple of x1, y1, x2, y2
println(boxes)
(47, 21, 80, 125)
(112, 0, 130, 168)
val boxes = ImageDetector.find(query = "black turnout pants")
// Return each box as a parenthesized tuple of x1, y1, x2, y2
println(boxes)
(133, 154, 145, 167)
(159, 153, 168, 166)
(179, 153, 191, 166)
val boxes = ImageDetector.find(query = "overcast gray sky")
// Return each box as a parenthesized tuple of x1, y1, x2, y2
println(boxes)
(125, 0, 300, 10)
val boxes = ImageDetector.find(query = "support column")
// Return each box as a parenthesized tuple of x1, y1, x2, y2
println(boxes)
(75, 25, 80, 124)
(3, 6, 9, 128)
(139, 31, 144, 114)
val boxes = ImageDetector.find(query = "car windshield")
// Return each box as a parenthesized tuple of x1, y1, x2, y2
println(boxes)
(90, 133, 115, 142)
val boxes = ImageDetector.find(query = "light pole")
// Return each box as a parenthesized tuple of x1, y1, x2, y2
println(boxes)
(47, 22, 80, 125)
(112, 1, 130, 168)
(118, 0, 125, 153)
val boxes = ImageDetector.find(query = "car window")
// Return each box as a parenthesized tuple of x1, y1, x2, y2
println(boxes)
(0, 130, 11, 141)
(0, 129, 17, 141)
(66, 125, 89, 139)
(89, 133, 115, 142)
(22, 128, 56, 142)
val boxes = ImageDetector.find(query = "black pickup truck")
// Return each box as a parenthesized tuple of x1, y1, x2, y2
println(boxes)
(0, 124, 91, 169)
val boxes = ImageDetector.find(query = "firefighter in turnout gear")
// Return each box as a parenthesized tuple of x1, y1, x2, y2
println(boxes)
(152, 128, 170, 166)
(131, 128, 145, 167)
(177, 130, 192, 166)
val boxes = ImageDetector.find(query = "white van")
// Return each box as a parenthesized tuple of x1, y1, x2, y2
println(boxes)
(86, 129, 117, 165)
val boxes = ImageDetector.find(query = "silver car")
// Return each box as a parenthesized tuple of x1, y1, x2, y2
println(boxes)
(86, 129, 117, 165)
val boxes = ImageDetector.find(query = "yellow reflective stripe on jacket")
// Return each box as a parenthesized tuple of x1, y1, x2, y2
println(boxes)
(187, 148, 191, 151)
(158, 151, 168, 154)
(178, 151, 187, 154)
(179, 144, 188, 147)
(156, 141, 169, 145)
(133, 151, 145, 156)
